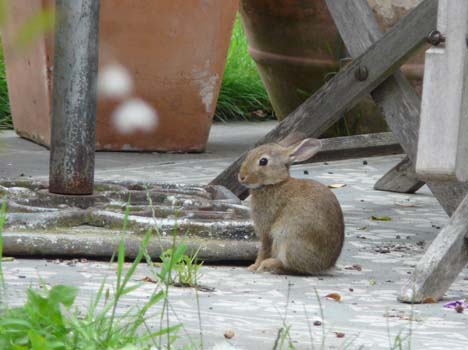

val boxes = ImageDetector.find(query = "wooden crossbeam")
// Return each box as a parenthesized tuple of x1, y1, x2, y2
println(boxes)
(211, 0, 439, 199)
(374, 156, 425, 194)
(312, 132, 401, 163)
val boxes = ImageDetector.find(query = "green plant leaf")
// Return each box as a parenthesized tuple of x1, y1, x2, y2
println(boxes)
(28, 329, 47, 350)
(48, 285, 78, 308)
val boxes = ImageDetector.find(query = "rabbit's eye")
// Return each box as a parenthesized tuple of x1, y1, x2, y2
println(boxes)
(259, 158, 268, 166)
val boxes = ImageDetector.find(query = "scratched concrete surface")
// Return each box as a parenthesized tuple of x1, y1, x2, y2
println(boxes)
(1, 123, 468, 349)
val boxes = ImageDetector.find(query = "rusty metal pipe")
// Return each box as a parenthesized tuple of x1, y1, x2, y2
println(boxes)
(49, 0, 100, 195)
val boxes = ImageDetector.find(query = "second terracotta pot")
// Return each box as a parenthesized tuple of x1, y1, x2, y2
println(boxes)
(240, 0, 425, 131)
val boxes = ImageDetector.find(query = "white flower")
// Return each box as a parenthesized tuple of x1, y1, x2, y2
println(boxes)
(112, 98, 158, 134)
(98, 63, 133, 99)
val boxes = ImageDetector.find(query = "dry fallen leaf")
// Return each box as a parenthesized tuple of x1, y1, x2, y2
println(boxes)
(422, 297, 437, 304)
(224, 330, 235, 339)
(335, 332, 345, 338)
(252, 110, 267, 118)
(344, 264, 362, 272)
(328, 183, 347, 189)
(325, 292, 342, 302)
(141, 276, 157, 284)
(371, 216, 392, 221)
(2, 257, 15, 262)
(455, 305, 465, 313)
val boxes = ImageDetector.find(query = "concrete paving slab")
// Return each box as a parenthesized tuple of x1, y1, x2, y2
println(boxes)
(1, 125, 468, 349)
(0, 121, 277, 182)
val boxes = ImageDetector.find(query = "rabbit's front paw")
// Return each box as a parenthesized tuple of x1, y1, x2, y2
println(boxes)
(257, 258, 285, 274)
(247, 263, 260, 272)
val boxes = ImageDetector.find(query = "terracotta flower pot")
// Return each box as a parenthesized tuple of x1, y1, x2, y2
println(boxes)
(240, 0, 426, 134)
(2, 0, 238, 152)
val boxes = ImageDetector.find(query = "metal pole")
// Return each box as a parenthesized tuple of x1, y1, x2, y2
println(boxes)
(49, 0, 100, 195)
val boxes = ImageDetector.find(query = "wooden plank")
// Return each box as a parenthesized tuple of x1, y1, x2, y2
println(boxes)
(210, 0, 437, 199)
(398, 193, 468, 303)
(374, 156, 425, 194)
(375, 159, 424, 194)
(312, 132, 402, 163)
(326, 0, 468, 215)
(416, 0, 468, 182)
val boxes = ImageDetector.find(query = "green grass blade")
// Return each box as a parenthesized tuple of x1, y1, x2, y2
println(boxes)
(215, 16, 273, 121)
(121, 228, 152, 288)
(0, 200, 7, 289)
(88, 276, 107, 318)
(140, 323, 182, 341)
(172, 243, 187, 263)
(116, 238, 125, 291)
(0, 318, 34, 329)
(121, 283, 144, 296)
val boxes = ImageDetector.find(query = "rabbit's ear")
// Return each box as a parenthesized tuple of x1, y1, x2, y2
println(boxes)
(288, 138, 322, 163)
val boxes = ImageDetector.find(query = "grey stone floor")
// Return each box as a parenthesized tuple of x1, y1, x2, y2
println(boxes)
(0, 122, 276, 183)
(1, 124, 468, 349)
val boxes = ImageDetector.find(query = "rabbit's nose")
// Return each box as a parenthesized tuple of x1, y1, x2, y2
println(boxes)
(239, 175, 246, 183)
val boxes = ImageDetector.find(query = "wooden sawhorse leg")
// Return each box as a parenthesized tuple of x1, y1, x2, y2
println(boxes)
(314, 0, 468, 302)
(399, 194, 468, 302)
(374, 156, 425, 194)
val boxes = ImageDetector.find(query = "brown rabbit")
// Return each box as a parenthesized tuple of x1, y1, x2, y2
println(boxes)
(238, 138, 344, 274)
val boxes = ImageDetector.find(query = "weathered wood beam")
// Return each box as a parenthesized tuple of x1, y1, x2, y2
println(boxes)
(312, 132, 401, 163)
(325, 0, 468, 215)
(374, 156, 425, 193)
(374, 158, 424, 194)
(416, 0, 468, 182)
(398, 194, 468, 303)
(211, 0, 437, 199)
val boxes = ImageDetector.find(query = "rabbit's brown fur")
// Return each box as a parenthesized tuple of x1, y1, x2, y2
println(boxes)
(238, 139, 344, 274)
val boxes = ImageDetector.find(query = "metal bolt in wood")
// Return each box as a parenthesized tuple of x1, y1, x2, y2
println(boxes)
(354, 66, 369, 81)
